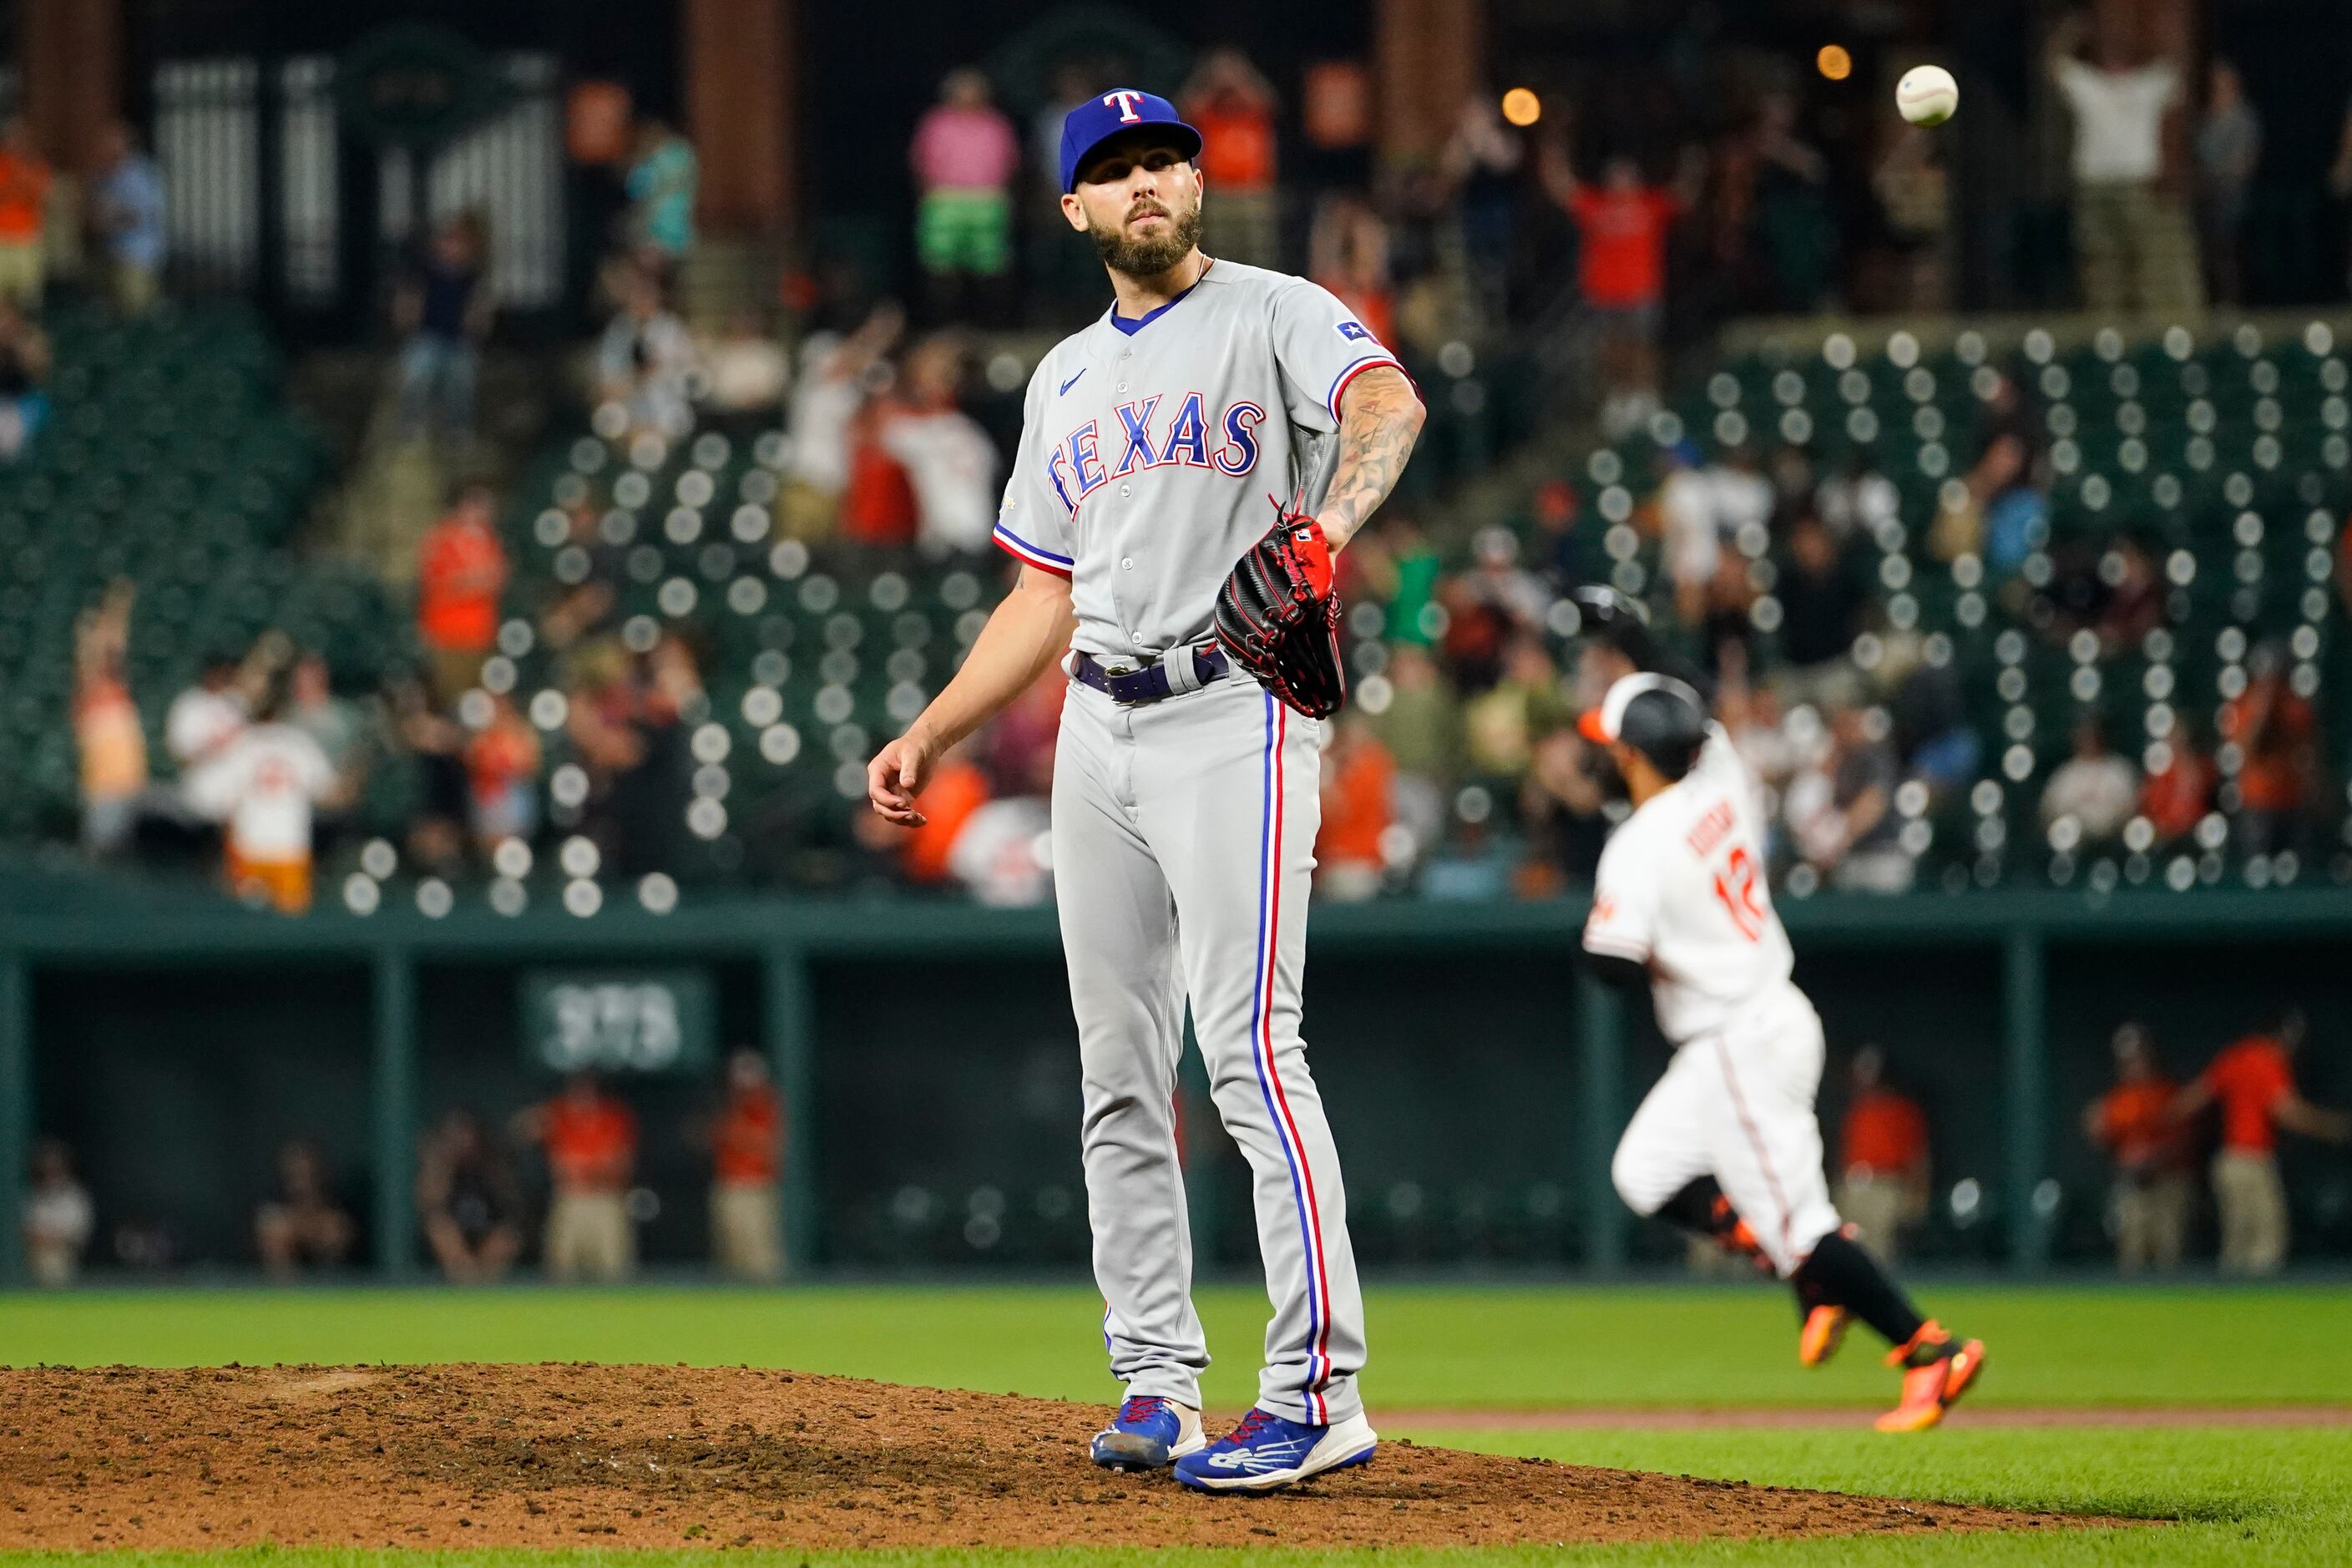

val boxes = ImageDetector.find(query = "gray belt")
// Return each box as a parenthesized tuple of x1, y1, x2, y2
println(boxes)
(1070, 643, 1230, 706)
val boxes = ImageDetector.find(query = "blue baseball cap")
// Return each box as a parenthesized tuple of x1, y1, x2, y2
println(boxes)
(1059, 89, 1202, 193)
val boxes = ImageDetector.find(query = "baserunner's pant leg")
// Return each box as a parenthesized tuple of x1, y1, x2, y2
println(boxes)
(1135, 679, 1365, 1425)
(1055, 685, 1206, 1405)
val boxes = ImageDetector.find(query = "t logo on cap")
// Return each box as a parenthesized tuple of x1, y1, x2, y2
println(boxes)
(1104, 90, 1145, 123)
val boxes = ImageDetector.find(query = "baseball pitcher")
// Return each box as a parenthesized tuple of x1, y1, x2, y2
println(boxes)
(868, 88, 1423, 1490)
(1572, 589, 1986, 1432)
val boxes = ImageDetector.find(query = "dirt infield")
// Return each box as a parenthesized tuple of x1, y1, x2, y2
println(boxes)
(0, 1364, 2108, 1551)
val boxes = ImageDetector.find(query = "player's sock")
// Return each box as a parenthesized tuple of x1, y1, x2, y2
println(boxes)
(1790, 1230, 1927, 1349)
(1654, 1177, 1729, 1238)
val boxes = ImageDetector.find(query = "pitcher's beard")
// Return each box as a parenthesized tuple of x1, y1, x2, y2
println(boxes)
(1092, 202, 1203, 279)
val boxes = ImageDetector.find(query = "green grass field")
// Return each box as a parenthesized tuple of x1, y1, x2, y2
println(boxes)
(4, 1282, 2348, 1565)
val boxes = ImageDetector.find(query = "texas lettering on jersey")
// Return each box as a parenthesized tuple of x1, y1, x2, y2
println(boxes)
(1044, 395, 1265, 517)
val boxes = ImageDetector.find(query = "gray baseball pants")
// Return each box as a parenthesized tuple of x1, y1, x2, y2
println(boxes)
(1052, 670, 1366, 1425)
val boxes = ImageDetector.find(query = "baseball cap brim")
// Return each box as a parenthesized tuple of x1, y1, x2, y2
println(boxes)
(1066, 121, 1203, 190)
(1578, 708, 1613, 743)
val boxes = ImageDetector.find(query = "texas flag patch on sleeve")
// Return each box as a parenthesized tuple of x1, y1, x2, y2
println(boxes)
(1337, 321, 1373, 342)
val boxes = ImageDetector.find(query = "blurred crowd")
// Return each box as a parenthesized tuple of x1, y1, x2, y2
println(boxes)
(22, 1050, 787, 1285)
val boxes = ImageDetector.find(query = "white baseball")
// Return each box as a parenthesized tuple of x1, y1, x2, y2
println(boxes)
(1897, 65, 1959, 127)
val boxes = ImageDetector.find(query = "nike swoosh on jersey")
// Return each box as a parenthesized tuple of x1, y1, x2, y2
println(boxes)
(1059, 369, 1086, 396)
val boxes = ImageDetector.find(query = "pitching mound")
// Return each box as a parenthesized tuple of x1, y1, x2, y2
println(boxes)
(1, 1363, 2097, 1550)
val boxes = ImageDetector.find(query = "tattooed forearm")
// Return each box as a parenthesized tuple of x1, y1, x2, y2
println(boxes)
(1318, 366, 1425, 550)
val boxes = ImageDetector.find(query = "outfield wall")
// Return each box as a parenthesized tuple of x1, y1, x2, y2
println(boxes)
(3, 892, 2349, 1282)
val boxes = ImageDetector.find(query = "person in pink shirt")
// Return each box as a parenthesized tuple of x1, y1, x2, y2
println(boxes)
(909, 68, 1019, 322)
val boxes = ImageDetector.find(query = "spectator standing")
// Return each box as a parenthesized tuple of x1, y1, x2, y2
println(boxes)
(416, 1109, 524, 1282)
(0, 117, 53, 310)
(1182, 49, 1282, 270)
(2040, 717, 2139, 842)
(706, 1050, 786, 1281)
(464, 693, 542, 852)
(2047, 15, 2201, 314)
(625, 119, 698, 279)
(908, 69, 1019, 324)
(22, 1139, 94, 1287)
(516, 1072, 640, 1283)
(777, 302, 903, 540)
(1463, 635, 1565, 783)
(392, 215, 493, 444)
(0, 300, 52, 461)
(2139, 732, 2213, 843)
(1308, 195, 1396, 350)
(878, 333, 999, 555)
(2194, 62, 2260, 308)
(1772, 511, 1866, 712)
(416, 483, 510, 703)
(88, 121, 164, 316)
(166, 650, 257, 829)
(2083, 1023, 2189, 1273)
(2172, 1011, 2349, 1275)
(1788, 706, 1910, 893)
(595, 262, 697, 440)
(286, 653, 364, 778)
(2218, 649, 2317, 857)
(254, 1139, 355, 1277)
(72, 580, 146, 857)
(1519, 726, 1607, 892)
(1835, 1047, 1930, 1264)
(1368, 642, 1459, 853)
(1317, 716, 1395, 902)
(187, 676, 346, 914)
(1543, 146, 1690, 439)
(1439, 93, 1525, 326)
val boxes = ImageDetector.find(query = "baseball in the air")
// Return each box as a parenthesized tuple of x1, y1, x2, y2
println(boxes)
(1897, 65, 1960, 126)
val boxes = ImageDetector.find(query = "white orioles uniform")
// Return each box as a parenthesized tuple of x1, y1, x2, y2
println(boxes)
(1584, 722, 1843, 1276)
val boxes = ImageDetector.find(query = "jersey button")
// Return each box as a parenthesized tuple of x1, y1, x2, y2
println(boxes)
(1120, 557, 1134, 569)
(1131, 630, 1146, 644)
(1116, 382, 1128, 393)
(1118, 483, 1132, 498)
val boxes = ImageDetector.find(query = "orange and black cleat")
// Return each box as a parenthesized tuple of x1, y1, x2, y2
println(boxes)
(1874, 1322, 1985, 1433)
(1798, 1304, 1850, 1368)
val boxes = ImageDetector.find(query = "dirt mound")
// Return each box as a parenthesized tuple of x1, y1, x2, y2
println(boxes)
(0, 1364, 2096, 1550)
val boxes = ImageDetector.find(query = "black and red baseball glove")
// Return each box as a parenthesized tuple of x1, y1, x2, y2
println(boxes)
(1213, 499, 1347, 720)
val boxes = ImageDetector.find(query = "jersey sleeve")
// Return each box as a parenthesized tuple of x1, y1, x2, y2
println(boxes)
(989, 360, 1076, 578)
(1582, 828, 1661, 965)
(1268, 279, 1409, 435)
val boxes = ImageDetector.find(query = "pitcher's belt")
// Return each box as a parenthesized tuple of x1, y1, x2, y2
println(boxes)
(1069, 644, 1229, 706)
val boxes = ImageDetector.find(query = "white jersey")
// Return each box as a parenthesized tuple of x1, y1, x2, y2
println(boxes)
(1582, 723, 1798, 1044)
(166, 685, 248, 819)
(990, 258, 1406, 662)
(883, 408, 999, 554)
(187, 723, 336, 862)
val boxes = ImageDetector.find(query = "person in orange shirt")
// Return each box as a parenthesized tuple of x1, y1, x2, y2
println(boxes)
(1834, 1047, 1930, 1264)
(513, 1072, 640, 1282)
(1540, 142, 1696, 438)
(1317, 716, 1393, 902)
(1181, 48, 1281, 269)
(73, 580, 147, 857)
(2217, 652, 2319, 857)
(2081, 1022, 2189, 1272)
(705, 1050, 786, 1281)
(2172, 1010, 2349, 1274)
(0, 116, 53, 309)
(417, 483, 510, 702)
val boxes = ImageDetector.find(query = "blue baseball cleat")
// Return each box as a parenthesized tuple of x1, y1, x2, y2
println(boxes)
(1172, 1406, 1378, 1493)
(1089, 1395, 1205, 1471)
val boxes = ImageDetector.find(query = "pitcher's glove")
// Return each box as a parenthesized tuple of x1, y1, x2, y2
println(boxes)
(1214, 500, 1348, 719)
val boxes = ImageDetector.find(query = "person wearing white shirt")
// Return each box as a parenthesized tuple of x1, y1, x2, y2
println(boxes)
(2047, 16, 2202, 314)
(187, 685, 344, 914)
(165, 661, 250, 821)
(22, 1139, 93, 1287)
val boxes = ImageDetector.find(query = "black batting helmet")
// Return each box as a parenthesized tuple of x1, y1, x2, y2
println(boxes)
(1578, 672, 1708, 780)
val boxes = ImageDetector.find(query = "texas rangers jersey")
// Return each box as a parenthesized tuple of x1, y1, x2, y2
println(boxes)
(1582, 725, 1797, 1044)
(990, 259, 1404, 663)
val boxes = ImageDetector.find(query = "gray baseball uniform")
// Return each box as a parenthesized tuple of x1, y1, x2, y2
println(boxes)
(994, 258, 1407, 1425)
